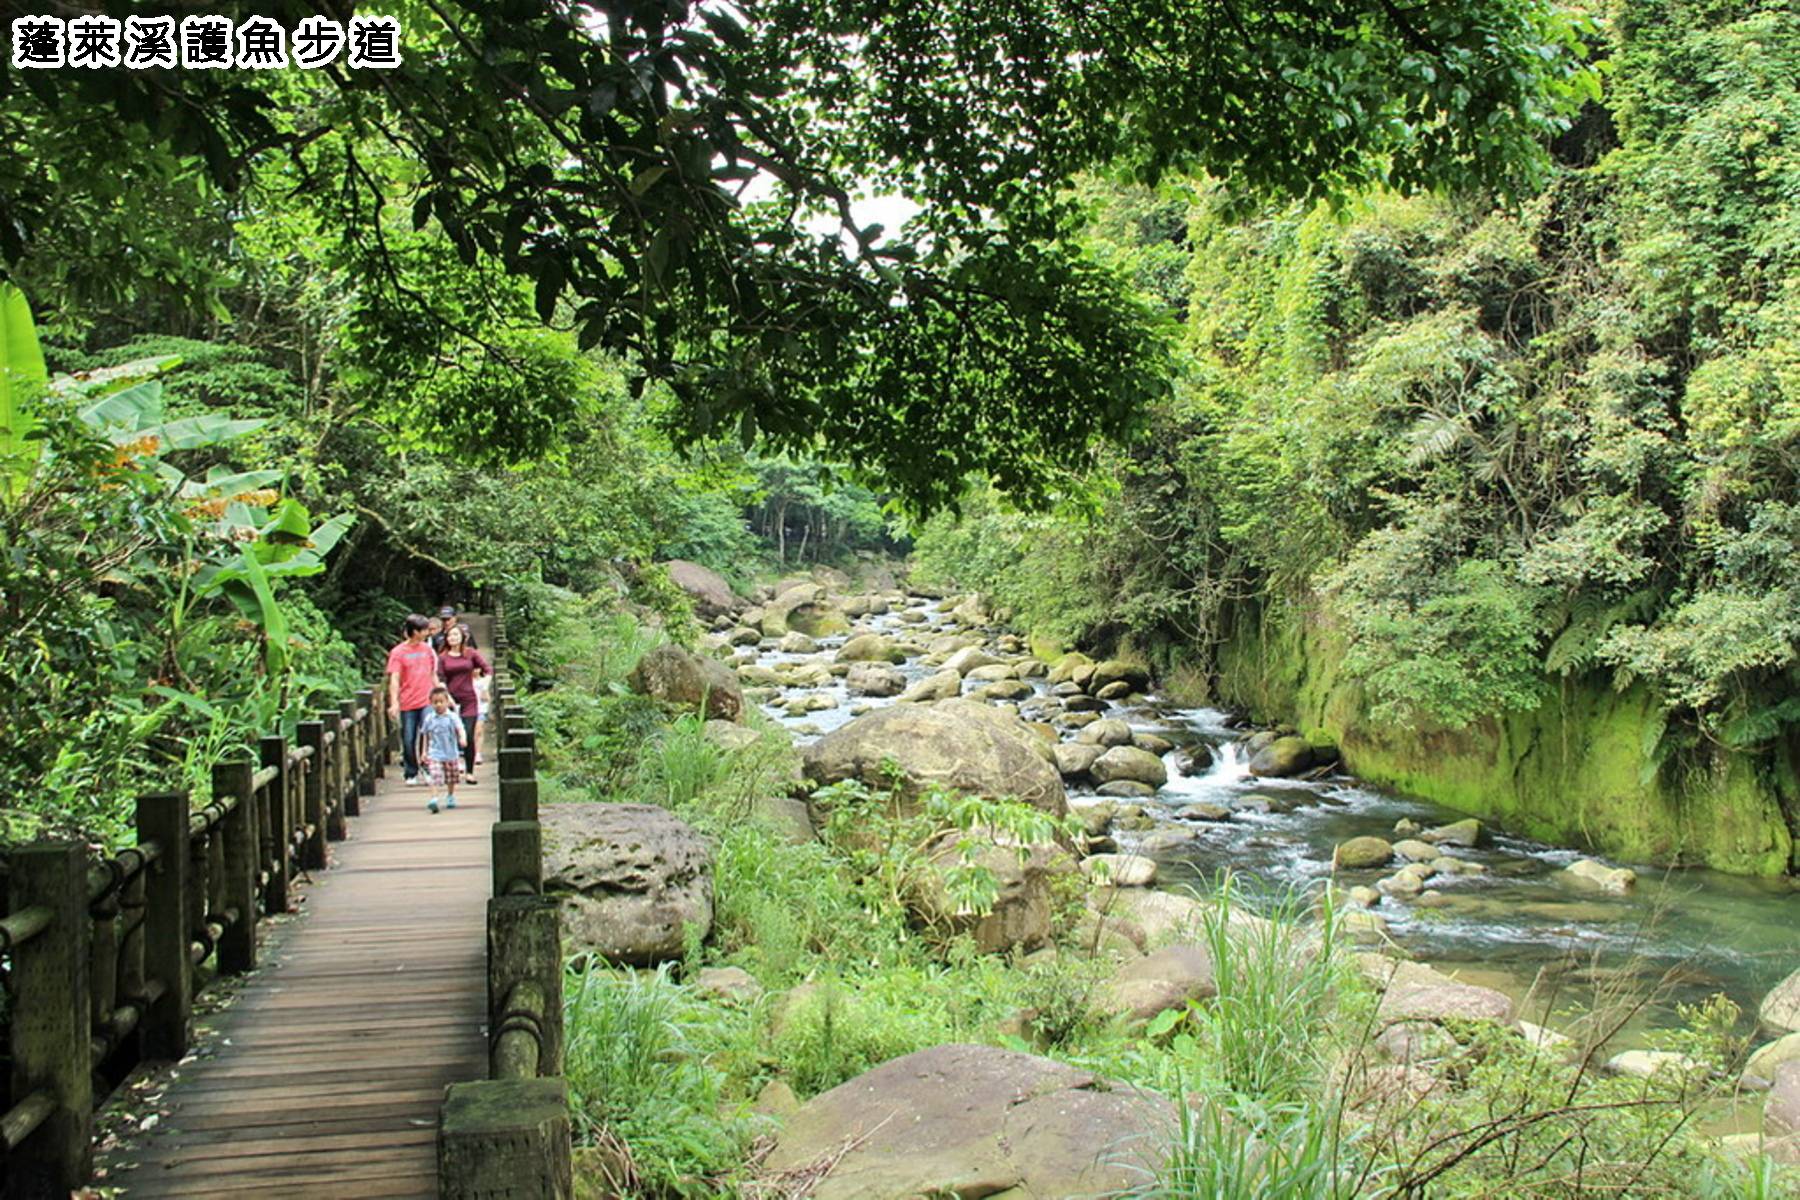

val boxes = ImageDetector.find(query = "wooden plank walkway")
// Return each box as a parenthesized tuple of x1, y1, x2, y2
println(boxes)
(96, 625, 499, 1199)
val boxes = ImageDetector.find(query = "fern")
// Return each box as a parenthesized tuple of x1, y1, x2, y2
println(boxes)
(1543, 588, 1661, 677)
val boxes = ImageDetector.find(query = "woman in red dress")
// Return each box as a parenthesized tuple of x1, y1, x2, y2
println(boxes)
(436, 623, 491, 781)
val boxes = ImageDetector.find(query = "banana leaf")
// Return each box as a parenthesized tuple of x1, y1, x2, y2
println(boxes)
(0, 282, 47, 504)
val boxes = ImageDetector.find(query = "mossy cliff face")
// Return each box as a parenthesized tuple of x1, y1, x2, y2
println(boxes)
(1214, 606, 1799, 877)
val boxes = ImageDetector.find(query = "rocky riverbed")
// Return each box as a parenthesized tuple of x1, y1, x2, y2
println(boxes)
(603, 563, 1800, 1169)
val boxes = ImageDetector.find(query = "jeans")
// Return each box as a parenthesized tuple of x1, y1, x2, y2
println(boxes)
(461, 714, 478, 773)
(399, 706, 427, 780)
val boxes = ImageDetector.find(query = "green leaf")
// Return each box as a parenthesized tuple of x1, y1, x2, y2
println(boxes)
(138, 415, 267, 450)
(0, 281, 48, 505)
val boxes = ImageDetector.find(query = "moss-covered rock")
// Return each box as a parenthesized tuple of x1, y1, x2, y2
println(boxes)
(1214, 606, 1797, 876)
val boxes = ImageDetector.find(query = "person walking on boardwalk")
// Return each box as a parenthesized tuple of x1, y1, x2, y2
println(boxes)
(436, 620, 490, 782)
(418, 686, 468, 813)
(431, 604, 459, 652)
(386, 613, 439, 785)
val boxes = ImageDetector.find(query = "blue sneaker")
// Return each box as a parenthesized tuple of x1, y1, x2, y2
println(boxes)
(427, 797, 440, 814)
(446, 795, 457, 810)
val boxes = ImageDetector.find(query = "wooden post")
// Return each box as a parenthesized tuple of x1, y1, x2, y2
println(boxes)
(212, 759, 258, 974)
(137, 792, 192, 1060)
(7, 843, 95, 1193)
(260, 735, 290, 915)
(356, 688, 378, 794)
(339, 699, 362, 817)
(297, 719, 327, 867)
(319, 708, 347, 841)
(486, 895, 563, 1076)
(498, 775, 538, 824)
(438, 1078, 572, 1200)
(491, 823, 542, 898)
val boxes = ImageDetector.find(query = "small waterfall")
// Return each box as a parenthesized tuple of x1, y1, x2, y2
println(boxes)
(1203, 739, 1250, 784)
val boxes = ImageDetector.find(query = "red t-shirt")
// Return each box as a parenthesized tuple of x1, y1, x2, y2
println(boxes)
(386, 640, 439, 711)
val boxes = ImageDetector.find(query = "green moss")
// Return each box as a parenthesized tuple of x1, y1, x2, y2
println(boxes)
(1216, 604, 1796, 876)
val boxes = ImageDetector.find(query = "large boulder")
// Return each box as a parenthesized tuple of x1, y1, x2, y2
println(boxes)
(1763, 967, 1800, 1035)
(1089, 745, 1169, 789)
(1248, 736, 1315, 778)
(912, 833, 1074, 954)
(761, 583, 851, 638)
(1091, 944, 1217, 1023)
(802, 702, 1067, 814)
(662, 559, 740, 618)
(837, 633, 905, 664)
(1089, 659, 1152, 693)
(627, 643, 744, 721)
(760, 1044, 1174, 1199)
(542, 804, 712, 965)
(845, 661, 906, 697)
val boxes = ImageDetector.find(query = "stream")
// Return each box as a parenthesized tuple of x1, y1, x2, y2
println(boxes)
(743, 593, 1799, 1044)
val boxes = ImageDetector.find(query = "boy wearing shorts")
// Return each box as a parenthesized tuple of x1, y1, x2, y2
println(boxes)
(418, 686, 467, 814)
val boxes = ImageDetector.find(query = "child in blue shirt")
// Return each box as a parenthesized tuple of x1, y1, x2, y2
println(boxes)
(418, 686, 467, 813)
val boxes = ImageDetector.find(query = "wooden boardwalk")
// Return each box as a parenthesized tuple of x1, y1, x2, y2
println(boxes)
(95, 637, 498, 1198)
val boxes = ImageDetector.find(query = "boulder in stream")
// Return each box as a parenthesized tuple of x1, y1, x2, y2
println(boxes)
(1334, 836, 1394, 870)
(1089, 659, 1152, 693)
(898, 669, 962, 703)
(1076, 718, 1134, 747)
(844, 661, 906, 697)
(1053, 742, 1105, 778)
(1089, 745, 1169, 789)
(802, 700, 1067, 814)
(1421, 818, 1486, 848)
(1562, 858, 1636, 894)
(1247, 735, 1314, 778)
(760, 1044, 1173, 1199)
(836, 633, 904, 664)
(942, 645, 1000, 674)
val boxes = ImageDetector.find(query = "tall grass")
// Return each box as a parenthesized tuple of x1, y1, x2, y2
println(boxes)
(563, 961, 759, 1197)
(1191, 876, 1348, 1102)
(1130, 1098, 1366, 1200)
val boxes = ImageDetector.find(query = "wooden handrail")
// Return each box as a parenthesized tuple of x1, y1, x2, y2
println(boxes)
(440, 595, 573, 1198)
(1, 673, 395, 1195)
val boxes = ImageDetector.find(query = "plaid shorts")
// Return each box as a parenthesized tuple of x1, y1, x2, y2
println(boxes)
(427, 757, 461, 789)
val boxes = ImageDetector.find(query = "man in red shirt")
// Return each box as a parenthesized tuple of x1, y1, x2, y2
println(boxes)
(386, 614, 439, 784)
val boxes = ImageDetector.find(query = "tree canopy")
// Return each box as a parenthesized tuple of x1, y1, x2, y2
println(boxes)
(1, 0, 1593, 508)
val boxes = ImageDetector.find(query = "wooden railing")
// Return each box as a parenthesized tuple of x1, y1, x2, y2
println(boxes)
(1, 685, 391, 1197)
(438, 601, 574, 1200)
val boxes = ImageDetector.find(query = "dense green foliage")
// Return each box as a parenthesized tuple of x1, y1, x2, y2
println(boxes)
(1, 0, 1593, 509)
(916, 0, 1800, 839)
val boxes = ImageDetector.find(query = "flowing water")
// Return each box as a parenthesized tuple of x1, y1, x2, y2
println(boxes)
(746, 595, 1800, 1041)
